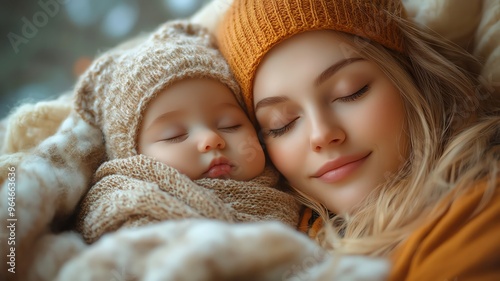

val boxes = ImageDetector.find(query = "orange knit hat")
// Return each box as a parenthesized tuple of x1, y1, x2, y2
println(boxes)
(217, 0, 405, 118)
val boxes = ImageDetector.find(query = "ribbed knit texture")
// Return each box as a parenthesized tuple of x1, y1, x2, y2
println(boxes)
(74, 20, 243, 160)
(75, 155, 301, 244)
(217, 0, 405, 118)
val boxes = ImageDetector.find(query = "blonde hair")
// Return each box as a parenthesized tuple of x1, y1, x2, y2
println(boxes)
(292, 16, 500, 256)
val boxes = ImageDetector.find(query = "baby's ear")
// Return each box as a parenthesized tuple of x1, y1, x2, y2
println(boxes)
(73, 54, 114, 127)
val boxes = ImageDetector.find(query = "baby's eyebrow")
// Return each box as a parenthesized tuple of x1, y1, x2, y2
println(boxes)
(212, 102, 246, 114)
(144, 110, 183, 132)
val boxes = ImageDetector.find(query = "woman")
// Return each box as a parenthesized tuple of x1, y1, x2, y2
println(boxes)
(216, 0, 500, 279)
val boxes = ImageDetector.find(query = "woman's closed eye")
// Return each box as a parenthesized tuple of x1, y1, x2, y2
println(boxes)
(336, 85, 370, 102)
(265, 117, 299, 138)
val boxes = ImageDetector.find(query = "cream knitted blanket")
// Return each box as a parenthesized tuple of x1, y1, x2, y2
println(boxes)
(76, 156, 301, 243)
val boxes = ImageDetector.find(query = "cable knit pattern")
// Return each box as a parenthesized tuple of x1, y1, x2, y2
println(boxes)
(76, 156, 301, 244)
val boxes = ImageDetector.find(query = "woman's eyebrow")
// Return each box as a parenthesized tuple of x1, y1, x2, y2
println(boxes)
(255, 96, 289, 112)
(314, 57, 364, 87)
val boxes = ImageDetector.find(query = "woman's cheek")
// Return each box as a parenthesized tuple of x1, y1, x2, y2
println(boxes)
(267, 141, 297, 178)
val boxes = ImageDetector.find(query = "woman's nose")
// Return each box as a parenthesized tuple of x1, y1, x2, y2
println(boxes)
(309, 113, 345, 152)
(197, 129, 226, 152)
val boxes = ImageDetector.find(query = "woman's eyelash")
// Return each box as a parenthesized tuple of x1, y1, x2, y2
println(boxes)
(338, 85, 369, 102)
(266, 118, 297, 138)
(265, 86, 368, 139)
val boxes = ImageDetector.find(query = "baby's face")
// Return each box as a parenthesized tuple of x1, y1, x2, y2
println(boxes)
(137, 78, 265, 180)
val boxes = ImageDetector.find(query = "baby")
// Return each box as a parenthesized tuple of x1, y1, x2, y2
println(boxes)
(73, 21, 300, 243)
(76, 21, 265, 181)
(136, 76, 265, 181)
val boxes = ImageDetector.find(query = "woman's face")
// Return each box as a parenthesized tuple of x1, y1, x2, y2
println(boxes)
(253, 30, 408, 214)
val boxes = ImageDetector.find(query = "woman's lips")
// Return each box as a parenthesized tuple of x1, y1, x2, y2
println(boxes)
(313, 152, 371, 183)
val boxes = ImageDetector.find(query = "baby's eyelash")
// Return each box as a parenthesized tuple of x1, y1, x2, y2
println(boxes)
(220, 125, 241, 132)
(338, 85, 369, 102)
(163, 134, 187, 143)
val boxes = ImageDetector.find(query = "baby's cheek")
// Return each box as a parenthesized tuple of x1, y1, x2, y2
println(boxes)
(236, 133, 262, 163)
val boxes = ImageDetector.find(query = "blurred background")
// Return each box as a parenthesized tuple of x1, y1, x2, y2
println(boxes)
(0, 0, 210, 119)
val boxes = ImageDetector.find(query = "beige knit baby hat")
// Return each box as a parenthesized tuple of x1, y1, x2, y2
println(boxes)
(74, 20, 243, 160)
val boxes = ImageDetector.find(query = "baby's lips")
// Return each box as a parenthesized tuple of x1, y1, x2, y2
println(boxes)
(206, 164, 232, 178)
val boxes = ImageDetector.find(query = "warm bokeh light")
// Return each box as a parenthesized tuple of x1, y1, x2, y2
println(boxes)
(72, 56, 92, 77)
